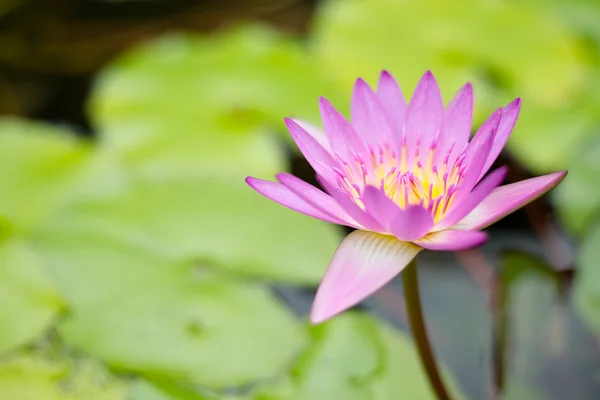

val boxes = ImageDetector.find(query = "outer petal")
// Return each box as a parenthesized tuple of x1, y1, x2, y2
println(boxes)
(351, 78, 396, 148)
(453, 171, 567, 230)
(435, 166, 508, 231)
(285, 118, 338, 183)
(377, 70, 406, 132)
(361, 186, 433, 240)
(404, 71, 444, 165)
(246, 177, 342, 225)
(276, 172, 360, 228)
(478, 98, 521, 180)
(310, 230, 421, 324)
(455, 108, 501, 197)
(414, 230, 488, 251)
(290, 119, 332, 154)
(437, 83, 473, 165)
(319, 97, 367, 166)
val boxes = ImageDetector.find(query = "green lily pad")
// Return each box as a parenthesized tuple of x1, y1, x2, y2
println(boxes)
(0, 354, 127, 400)
(252, 312, 464, 399)
(574, 221, 600, 336)
(35, 219, 307, 388)
(127, 380, 221, 400)
(312, 0, 591, 172)
(37, 174, 340, 284)
(0, 239, 64, 353)
(89, 25, 342, 179)
(555, 133, 600, 236)
(0, 118, 91, 233)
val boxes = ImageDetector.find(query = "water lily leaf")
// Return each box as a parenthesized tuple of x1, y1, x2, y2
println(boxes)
(0, 239, 64, 353)
(555, 133, 600, 236)
(252, 312, 464, 399)
(312, 0, 590, 172)
(0, 354, 127, 400)
(89, 25, 341, 179)
(35, 220, 307, 388)
(37, 174, 340, 284)
(127, 379, 220, 400)
(574, 221, 600, 336)
(0, 118, 91, 233)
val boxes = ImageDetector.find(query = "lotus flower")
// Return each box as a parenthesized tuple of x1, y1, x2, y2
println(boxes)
(246, 70, 566, 324)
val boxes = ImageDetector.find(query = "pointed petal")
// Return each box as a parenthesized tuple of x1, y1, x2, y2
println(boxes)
(276, 172, 360, 228)
(377, 70, 406, 131)
(435, 166, 507, 231)
(361, 186, 433, 240)
(478, 98, 522, 180)
(285, 118, 338, 183)
(454, 171, 567, 230)
(437, 83, 473, 165)
(457, 108, 501, 195)
(319, 97, 367, 165)
(246, 177, 342, 225)
(310, 230, 421, 324)
(316, 174, 384, 232)
(351, 78, 396, 148)
(290, 119, 332, 154)
(405, 71, 444, 164)
(415, 230, 488, 251)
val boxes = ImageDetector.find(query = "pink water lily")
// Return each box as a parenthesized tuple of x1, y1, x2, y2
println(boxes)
(246, 70, 566, 324)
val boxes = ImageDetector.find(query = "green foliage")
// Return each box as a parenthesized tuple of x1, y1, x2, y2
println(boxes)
(574, 222, 600, 335)
(0, 239, 63, 353)
(251, 313, 464, 400)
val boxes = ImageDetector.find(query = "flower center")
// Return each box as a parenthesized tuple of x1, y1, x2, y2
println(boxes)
(332, 142, 465, 222)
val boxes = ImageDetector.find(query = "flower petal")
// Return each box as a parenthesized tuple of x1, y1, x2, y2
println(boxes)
(246, 177, 342, 225)
(435, 166, 507, 231)
(361, 186, 433, 240)
(405, 71, 444, 164)
(437, 83, 473, 165)
(478, 98, 521, 180)
(316, 174, 384, 232)
(319, 97, 367, 166)
(457, 108, 501, 195)
(276, 172, 360, 228)
(310, 230, 421, 324)
(377, 70, 406, 131)
(414, 230, 488, 251)
(285, 118, 338, 183)
(453, 171, 567, 230)
(290, 118, 332, 154)
(351, 77, 396, 148)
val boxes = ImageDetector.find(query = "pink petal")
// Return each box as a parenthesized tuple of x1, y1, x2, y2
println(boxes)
(351, 78, 396, 148)
(414, 230, 488, 251)
(361, 186, 433, 240)
(436, 83, 473, 165)
(456, 108, 501, 197)
(377, 70, 406, 132)
(310, 230, 421, 324)
(276, 172, 360, 229)
(453, 171, 567, 230)
(290, 119, 332, 154)
(246, 177, 343, 225)
(405, 71, 444, 165)
(478, 98, 522, 180)
(285, 118, 338, 184)
(435, 166, 507, 231)
(319, 97, 367, 166)
(316, 175, 384, 232)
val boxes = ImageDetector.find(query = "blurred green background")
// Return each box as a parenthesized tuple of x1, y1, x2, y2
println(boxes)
(1, 0, 600, 399)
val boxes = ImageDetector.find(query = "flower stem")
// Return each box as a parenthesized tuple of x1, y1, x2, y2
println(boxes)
(402, 258, 453, 400)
